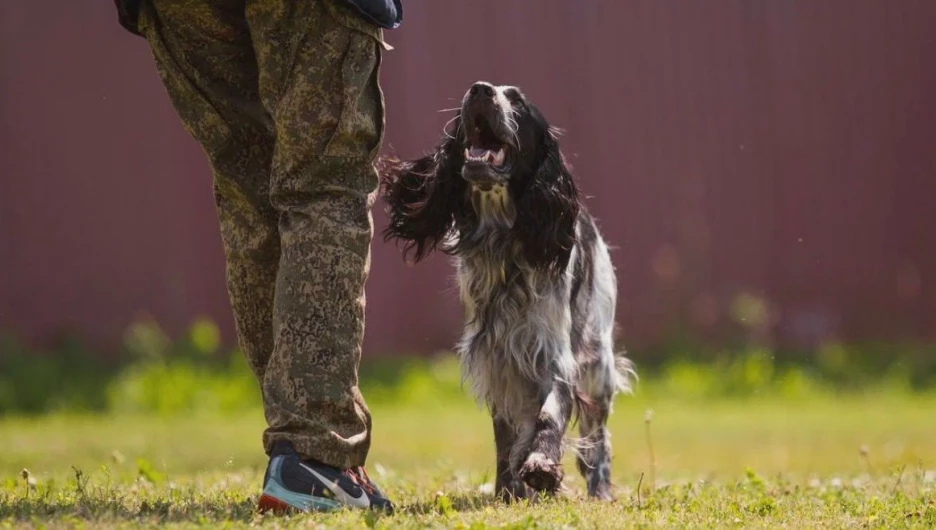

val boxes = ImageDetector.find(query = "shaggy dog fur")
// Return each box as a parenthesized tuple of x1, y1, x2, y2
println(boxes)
(380, 81, 636, 501)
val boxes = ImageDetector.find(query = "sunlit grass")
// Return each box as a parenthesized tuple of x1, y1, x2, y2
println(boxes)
(2, 375, 934, 528)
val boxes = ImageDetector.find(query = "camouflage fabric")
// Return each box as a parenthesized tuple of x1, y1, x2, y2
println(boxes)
(137, 0, 389, 469)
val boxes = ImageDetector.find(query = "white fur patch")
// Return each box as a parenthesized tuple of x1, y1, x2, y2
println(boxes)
(540, 391, 562, 423)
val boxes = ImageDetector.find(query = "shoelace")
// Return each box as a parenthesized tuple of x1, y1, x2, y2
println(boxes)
(343, 467, 377, 496)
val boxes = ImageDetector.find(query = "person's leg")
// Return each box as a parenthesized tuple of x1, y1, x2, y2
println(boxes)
(137, 0, 391, 512)
(136, 0, 280, 382)
(244, 0, 387, 470)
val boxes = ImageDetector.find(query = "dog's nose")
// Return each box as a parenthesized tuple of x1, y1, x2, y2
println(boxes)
(469, 82, 495, 99)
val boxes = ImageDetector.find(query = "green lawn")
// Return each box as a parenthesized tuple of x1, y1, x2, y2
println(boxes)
(1, 386, 935, 528)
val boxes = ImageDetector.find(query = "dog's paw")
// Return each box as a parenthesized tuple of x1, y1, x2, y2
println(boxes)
(519, 452, 563, 493)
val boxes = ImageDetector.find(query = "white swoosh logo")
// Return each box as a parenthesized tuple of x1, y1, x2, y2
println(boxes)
(299, 462, 371, 509)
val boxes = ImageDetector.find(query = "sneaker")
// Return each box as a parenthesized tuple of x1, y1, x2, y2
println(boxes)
(257, 441, 394, 515)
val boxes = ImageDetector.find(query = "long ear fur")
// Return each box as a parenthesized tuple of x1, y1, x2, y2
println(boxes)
(512, 116, 582, 273)
(380, 127, 467, 263)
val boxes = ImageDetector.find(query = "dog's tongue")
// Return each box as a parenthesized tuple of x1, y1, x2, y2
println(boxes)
(469, 146, 488, 158)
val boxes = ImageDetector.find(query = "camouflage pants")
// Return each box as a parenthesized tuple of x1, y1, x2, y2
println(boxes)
(138, 0, 387, 469)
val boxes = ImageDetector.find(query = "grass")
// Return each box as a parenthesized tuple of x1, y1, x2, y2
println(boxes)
(1, 370, 935, 530)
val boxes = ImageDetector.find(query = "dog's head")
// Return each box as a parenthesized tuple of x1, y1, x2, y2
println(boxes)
(459, 82, 544, 192)
(381, 81, 581, 272)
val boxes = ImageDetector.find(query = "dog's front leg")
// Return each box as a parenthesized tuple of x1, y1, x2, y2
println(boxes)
(493, 414, 528, 502)
(518, 378, 573, 494)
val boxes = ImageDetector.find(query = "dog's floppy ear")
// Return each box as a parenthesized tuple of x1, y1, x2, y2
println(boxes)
(512, 109, 581, 273)
(380, 125, 467, 264)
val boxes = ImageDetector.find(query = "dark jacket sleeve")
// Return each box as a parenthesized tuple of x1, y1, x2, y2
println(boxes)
(113, 0, 402, 36)
(339, 0, 403, 30)
(114, 0, 142, 36)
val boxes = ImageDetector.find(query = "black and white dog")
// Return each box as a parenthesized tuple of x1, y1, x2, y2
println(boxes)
(380, 81, 636, 501)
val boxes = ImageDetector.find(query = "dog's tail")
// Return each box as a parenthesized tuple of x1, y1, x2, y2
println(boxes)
(610, 322, 638, 396)
(611, 353, 638, 397)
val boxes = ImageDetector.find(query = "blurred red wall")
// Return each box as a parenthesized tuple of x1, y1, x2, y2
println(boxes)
(2, 1, 934, 358)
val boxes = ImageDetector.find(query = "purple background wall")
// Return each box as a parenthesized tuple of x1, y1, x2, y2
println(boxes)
(2, 1, 934, 359)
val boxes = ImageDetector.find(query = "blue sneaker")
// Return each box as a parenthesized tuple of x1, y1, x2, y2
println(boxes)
(257, 441, 394, 515)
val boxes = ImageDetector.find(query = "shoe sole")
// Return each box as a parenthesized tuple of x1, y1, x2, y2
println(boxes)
(258, 479, 344, 514)
(257, 493, 292, 515)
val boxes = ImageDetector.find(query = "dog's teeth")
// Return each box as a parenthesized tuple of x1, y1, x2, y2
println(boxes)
(466, 146, 504, 164)
(467, 146, 491, 162)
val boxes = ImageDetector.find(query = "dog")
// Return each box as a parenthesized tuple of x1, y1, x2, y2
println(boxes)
(380, 81, 636, 501)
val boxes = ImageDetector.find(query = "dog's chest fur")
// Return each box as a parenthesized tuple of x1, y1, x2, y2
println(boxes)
(453, 231, 577, 423)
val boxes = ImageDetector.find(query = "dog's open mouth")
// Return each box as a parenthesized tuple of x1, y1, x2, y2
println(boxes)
(464, 114, 509, 170)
